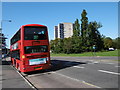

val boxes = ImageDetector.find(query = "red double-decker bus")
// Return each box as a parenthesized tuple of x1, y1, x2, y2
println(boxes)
(10, 24, 51, 72)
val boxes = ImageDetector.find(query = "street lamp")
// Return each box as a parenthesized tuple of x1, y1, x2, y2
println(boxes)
(0, 19, 12, 34)
(0, 19, 12, 29)
(0, 20, 12, 58)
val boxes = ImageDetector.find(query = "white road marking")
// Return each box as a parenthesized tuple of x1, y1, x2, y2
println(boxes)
(93, 62, 99, 64)
(73, 66, 85, 68)
(88, 61, 99, 64)
(98, 70, 120, 75)
(88, 63, 94, 64)
(115, 66, 120, 67)
(106, 63, 114, 64)
(52, 72, 101, 88)
(81, 64, 86, 65)
(27, 74, 41, 77)
(28, 72, 52, 77)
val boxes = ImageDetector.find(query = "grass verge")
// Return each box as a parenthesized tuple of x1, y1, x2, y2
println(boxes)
(51, 50, 119, 57)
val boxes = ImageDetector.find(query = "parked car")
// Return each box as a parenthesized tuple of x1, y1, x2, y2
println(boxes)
(108, 48, 115, 51)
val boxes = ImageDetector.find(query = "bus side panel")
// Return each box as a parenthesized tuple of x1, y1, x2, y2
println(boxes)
(19, 26, 24, 72)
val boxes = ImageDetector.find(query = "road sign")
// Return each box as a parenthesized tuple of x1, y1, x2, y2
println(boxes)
(93, 45, 96, 50)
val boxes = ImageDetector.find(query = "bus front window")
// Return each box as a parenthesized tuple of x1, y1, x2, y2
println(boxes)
(24, 45, 48, 54)
(24, 26, 47, 40)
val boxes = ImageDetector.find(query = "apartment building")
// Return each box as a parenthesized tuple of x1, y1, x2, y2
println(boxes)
(54, 22, 73, 39)
(54, 26, 58, 39)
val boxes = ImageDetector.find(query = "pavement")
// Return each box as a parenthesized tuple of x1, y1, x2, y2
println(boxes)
(2, 58, 33, 89)
(0, 60, 2, 90)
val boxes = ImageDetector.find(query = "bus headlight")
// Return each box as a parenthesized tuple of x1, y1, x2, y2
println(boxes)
(22, 55, 25, 59)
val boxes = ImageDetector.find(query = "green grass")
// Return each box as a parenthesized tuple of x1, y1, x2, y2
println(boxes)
(51, 50, 119, 57)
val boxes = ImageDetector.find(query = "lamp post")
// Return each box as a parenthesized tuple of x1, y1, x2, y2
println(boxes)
(0, 20, 12, 58)
(0, 19, 12, 37)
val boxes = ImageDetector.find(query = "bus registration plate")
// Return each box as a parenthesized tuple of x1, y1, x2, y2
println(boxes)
(29, 58, 46, 65)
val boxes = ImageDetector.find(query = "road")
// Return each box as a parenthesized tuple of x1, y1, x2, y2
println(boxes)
(3, 56, 119, 89)
(25, 56, 119, 89)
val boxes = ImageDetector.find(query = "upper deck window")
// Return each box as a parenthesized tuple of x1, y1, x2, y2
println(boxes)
(11, 29, 21, 45)
(24, 26, 47, 40)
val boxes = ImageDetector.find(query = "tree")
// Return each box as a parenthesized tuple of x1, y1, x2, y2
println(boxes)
(103, 37, 113, 50)
(62, 38, 73, 54)
(50, 38, 63, 53)
(87, 21, 103, 51)
(81, 10, 88, 37)
(72, 18, 82, 53)
(80, 10, 103, 51)
(73, 19, 80, 37)
(113, 37, 120, 49)
(80, 9, 88, 51)
(50, 40, 55, 53)
(71, 36, 82, 53)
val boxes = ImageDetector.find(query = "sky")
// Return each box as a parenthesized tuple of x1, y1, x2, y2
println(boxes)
(1, 2, 118, 48)
(1, 0, 119, 2)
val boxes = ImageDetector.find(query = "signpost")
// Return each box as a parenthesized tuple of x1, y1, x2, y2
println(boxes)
(93, 45, 96, 56)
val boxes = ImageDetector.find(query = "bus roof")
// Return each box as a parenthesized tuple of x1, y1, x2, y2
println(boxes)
(22, 24, 46, 27)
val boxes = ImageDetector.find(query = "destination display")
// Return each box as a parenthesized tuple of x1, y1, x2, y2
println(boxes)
(29, 58, 47, 65)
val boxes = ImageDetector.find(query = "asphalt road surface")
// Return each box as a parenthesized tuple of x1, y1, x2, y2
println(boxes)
(3, 57, 120, 90)
(24, 56, 119, 89)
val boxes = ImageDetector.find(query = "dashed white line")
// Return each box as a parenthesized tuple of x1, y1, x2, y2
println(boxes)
(106, 63, 114, 64)
(115, 66, 120, 68)
(98, 70, 120, 75)
(73, 66, 85, 68)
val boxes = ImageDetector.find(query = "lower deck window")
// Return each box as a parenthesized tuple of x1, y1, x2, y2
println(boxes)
(11, 50, 20, 60)
(24, 45, 48, 54)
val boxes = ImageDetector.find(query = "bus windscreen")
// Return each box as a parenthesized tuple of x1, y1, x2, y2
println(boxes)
(24, 26, 47, 40)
